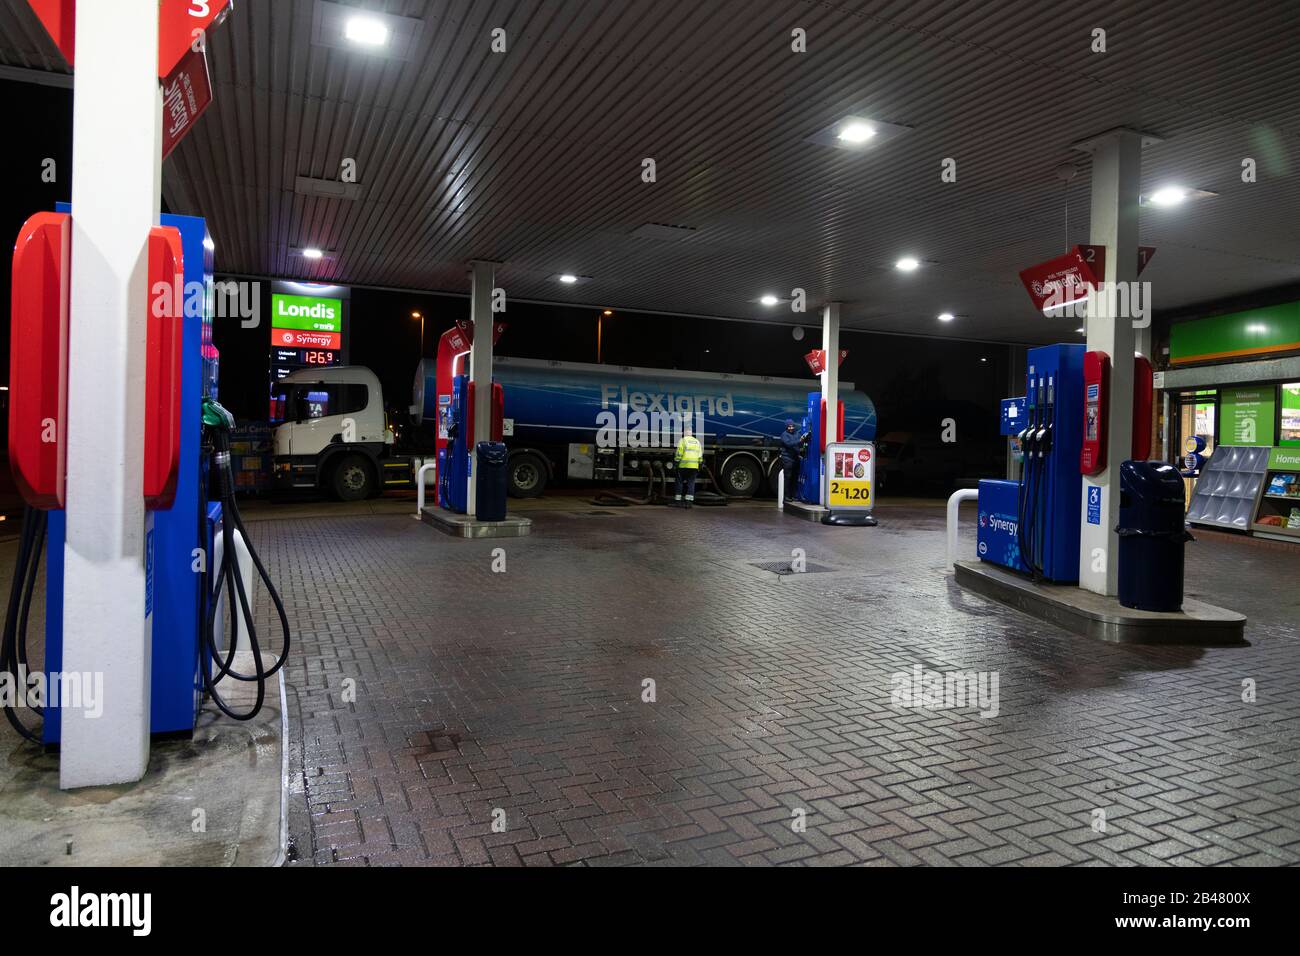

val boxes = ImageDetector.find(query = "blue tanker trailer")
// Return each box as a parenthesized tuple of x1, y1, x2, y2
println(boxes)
(415, 356, 876, 498)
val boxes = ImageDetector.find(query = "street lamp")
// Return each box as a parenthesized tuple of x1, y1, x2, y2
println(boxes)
(412, 311, 424, 356)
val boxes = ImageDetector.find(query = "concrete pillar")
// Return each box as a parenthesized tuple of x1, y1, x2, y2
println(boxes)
(466, 260, 495, 514)
(1075, 129, 1145, 596)
(820, 302, 841, 506)
(61, 0, 162, 788)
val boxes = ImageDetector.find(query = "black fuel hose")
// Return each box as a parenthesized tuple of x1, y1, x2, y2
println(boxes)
(200, 403, 291, 721)
(1, 507, 46, 743)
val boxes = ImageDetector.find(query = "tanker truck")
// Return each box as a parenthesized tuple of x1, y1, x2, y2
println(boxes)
(273, 357, 876, 501)
(412, 356, 877, 500)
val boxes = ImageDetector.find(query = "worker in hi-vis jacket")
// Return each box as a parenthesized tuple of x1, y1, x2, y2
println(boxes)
(673, 424, 704, 508)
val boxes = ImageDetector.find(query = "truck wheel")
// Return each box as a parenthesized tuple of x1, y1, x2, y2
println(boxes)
(508, 452, 547, 498)
(719, 455, 761, 498)
(331, 454, 374, 502)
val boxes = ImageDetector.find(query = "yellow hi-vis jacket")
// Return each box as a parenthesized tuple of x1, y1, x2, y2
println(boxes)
(675, 435, 703, 469)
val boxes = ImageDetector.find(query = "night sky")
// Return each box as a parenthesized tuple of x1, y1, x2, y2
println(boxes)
(1, 77, 1010, 464)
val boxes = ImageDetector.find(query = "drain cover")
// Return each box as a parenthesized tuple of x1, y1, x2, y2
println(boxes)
(751, 560, 835, 575)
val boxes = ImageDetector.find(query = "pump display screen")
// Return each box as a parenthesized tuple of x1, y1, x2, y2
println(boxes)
(275, 347, 339, 367)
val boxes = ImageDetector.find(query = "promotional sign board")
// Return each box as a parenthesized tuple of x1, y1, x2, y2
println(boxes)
(1221, 386, 1276, 446)
(161, 48, 212, 159)
(824, 441, 875, 510)
(1018, 247, 1101, 313)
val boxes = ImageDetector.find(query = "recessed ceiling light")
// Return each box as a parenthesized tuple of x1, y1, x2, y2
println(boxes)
(760, 294, 780, 306)
(937, 312, 954, 323)
(302, 248, 324, 259)
(1141, 185, 1216, 207)
(895, 257, 920, 272)
(558, 274, 578, 284)
(345, 15, 389, 46)
(837, 122, 876, 144)
(807, 115, 912, 151)
(1148, 186, 1187, 207)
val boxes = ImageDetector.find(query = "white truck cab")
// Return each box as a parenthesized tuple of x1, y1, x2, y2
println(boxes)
(271, 366, 397, 500)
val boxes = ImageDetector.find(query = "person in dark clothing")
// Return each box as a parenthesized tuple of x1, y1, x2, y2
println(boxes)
(779, 419, 805, 500)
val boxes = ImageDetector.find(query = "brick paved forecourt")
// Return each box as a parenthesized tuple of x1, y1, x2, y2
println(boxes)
(255, 502, 1300, 867)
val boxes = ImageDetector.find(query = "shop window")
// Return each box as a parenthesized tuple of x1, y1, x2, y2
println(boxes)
(1282, 383, 1300, 446)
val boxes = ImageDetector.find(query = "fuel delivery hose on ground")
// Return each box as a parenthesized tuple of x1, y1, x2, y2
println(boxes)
(1, 506, 46, 743)
(591, 462, 657, 507)
(202, 398, 291, 721)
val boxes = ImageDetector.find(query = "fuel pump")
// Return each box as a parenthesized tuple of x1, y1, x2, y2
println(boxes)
(3, 209, 290, 743)
(984, 344, 1156, 583)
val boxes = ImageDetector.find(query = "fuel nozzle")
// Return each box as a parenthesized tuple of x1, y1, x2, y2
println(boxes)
(1037, 375, 1055, 458)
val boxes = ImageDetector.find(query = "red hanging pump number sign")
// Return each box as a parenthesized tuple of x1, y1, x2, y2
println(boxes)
(26, 0, 232, 77)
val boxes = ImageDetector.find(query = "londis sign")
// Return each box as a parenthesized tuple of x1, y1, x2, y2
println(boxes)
(271, 293, 342, 332)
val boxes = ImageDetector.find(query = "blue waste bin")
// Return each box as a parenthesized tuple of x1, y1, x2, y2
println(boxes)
(1116, 460, 1193, 611)
(475, 442, 509, 522)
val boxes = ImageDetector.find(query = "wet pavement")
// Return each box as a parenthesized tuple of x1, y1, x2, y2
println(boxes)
(243, 498, 1300, 866)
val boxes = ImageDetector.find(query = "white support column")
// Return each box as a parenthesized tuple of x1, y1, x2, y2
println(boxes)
(1075, 129, 1146, 596)
(820, 302, 841, 507)
(466, 260, 496, 514)
(61, 0, 161, 788)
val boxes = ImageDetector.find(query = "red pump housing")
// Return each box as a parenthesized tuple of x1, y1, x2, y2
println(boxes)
(1080, 350, 1111, 476)
(8, 211, 71, 510)
(144, 225, 185, 510)
(1080, 351, 1157, 476)
(819, 398, 845, 452)
(1131, 354, 1154, 460)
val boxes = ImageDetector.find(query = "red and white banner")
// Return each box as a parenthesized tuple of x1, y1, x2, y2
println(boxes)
(161, 47, 212, 159)
(273, 328, 342, 350)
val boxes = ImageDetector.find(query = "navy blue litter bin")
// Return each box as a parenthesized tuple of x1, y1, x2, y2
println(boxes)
(475, 441, 509, 522)
(1116, 460, 1193, 612)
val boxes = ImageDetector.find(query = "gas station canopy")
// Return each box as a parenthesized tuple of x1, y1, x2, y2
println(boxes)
(1, 0, 1298, 343)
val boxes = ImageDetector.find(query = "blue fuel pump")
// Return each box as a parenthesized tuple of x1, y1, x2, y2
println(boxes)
(442, 374, 471, 513)
(439, 372, 505, 514)
(980, 343, 1084, 583)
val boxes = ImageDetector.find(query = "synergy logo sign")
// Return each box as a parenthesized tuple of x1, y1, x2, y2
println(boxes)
(275, 329, 341, 350)
(271, 294, 342, 332)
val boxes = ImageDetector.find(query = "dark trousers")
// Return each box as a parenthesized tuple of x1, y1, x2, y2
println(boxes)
(781, 460, 798, 498)
(674, 468, 698, 500)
